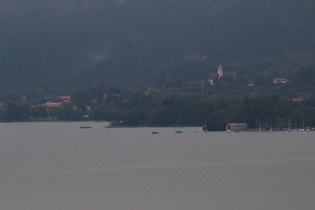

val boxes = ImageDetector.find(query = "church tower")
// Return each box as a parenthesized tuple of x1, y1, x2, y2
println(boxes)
(217, 65, 224, 78)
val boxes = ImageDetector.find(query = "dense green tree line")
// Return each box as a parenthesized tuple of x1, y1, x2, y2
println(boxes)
(1, 89, 315, 131)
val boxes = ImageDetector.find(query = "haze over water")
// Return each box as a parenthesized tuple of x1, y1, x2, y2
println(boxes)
(1, 122, 315, 210)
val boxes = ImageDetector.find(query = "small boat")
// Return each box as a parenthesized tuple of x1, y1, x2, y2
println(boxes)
(80, 126, 92, 129)
(175, 130, 183, 133)
(174, 121, 183, 134)
(151, 131, 159, 134)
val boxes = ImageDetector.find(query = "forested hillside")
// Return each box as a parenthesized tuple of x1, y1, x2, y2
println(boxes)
(1, 0, 315, 93)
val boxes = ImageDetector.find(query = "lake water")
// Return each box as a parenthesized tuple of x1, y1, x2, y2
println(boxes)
(1, 122, 315, 210)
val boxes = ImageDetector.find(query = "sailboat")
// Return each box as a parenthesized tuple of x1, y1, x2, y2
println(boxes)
(202, 120, 209, 133)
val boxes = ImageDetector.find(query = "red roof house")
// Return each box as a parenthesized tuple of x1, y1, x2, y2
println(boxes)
(42, 103, 61, 108)
(273, 78, 290, 84)
(59, 96, 71, 102)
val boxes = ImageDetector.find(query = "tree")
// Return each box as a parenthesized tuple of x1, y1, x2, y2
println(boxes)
(30, 106, 48, 119)
(205, 110, 226, 131)
(55, 102, 83, 120)
(70, 88, 93, 110)
(122, 106, 147, 126)
(7, 102, 31, 121)
(254, 71, 273, 87)
(90, 104, 108, 120)
(291, 65, 315, 88)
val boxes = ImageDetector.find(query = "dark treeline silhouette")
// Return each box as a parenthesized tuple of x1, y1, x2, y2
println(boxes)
(1, 89, 315, 131)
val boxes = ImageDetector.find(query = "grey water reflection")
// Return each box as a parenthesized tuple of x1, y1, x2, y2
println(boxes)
(1, 122, 315, 210)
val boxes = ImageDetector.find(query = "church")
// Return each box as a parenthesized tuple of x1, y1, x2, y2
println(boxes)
(208, 65, 237, 85)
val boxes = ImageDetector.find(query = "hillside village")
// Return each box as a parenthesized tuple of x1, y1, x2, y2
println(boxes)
(0, 62, 314, 131)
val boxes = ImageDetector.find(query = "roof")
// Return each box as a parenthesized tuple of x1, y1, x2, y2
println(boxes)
(103, 94, 121, 99)
(227, 123, 248, 125)
(223, 71, 237, 78)
(289, 98, 304, 102)
(59, 96, 71, 100)
(273, 78, 290, 82)
(208, 73, 217, 81)
(42, 103, 61, 108)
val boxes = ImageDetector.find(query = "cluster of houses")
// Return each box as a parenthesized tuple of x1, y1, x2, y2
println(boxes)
(42, 96, 71, 109)
(207, 64, 291, 86)
(0, 65, 308, 116)
(206, 65, 311, 103)
(41, 94, 124, 111)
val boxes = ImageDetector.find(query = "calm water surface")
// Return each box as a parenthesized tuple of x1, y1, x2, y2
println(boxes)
(1, 122, 315, 210)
